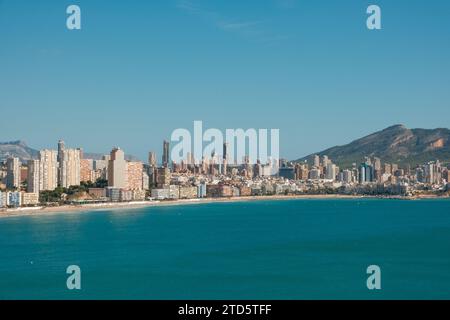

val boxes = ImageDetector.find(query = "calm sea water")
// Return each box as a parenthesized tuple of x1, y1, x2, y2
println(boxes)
(0, 198, 450, 300)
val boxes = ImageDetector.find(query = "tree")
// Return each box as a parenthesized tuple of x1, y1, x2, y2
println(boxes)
(94, 178, 108, 188)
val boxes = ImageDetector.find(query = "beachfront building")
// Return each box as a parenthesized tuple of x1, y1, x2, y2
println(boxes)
(169, 185, 180, 200)
(207, 185, 233, 198)
(21, 192, 39, 206)
(108, 148, 127, 189)
(120, 189, 133, 202)
(6, 157, 20, 190)
(0, 191, 6, 208)
(39, 150, 58, 191)
(126, 161, 144, 190)
(106, 187, 121, 202)
(131, 190, 146, 201)
(151, 188, 170, 200)
(239, 185, 252, 196)
(59, 148, 81, 188)
(179, 186, 197, 199)
(80, 159, 94, 182)
(27, 160, 41, 194)
(6, 191, 22, 207)
(197, 183, 207, 198)
(156, 167, 171, 188)
(88, 188, 107, 199)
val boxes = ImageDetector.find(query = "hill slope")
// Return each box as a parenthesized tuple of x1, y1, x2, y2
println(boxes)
(296, 125, 450, 168)
(0, 141, 39, 162)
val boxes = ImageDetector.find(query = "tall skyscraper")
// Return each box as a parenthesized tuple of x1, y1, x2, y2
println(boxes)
(425, 162, 434, 184)
(373, 157, 382, 171)
(57, 140, 65, 163)
(223, 143, 229, 161)
(322, 155, 329, 167)
(162, 140, 170, 168)
(148, 151, 157, 167)
(342, 169, 353, 183)
(80, 159, 94, 182)
(325, 163, 336, 180)
(359, 162, 374, 184)
(39, 150, 58, 191)
(27, 159, 41, 193)
(60, 149, 81, 188)
(156, 167, 171, 188)
(359, 164, 366, 184)
(295, 164, 309, 180)
(57, 140, 65, 187)
(108, 148, 127, 188)
(314, 155, 320, 168)
(147, 152, 157, 188)
(6, 157, 20, 190)
(77, 147, 84, 160)
(222, 143, 228, 175)
(186, 152, 193, 165)
(93, 157, 109, 180)
(126, 161, 144, 190)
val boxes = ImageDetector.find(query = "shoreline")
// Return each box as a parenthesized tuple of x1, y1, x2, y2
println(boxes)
(0, 194, 448, 219)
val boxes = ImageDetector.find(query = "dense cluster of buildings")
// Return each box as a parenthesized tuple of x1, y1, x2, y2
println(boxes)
(0, 140, 148, 208)
(1, 140, 449, 209)
(277, 155, 450, 196)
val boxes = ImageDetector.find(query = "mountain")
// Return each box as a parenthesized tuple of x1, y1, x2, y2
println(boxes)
(0, 141, 39, 162)
(0, 141, 138, 162)
(296, 125, 450, 168)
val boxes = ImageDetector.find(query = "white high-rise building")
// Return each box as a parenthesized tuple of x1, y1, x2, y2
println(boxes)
(309, 168, 321, 180)
(60, 149, 81, 188)
(322, 155, 329, 167)
(313, 155, 320, 168)
(27, 159, 41, 193)
(108, 148, 127, 188)
(39, 150, 58, 191)
(6, 157, 20, 189)
(342, 169, 353, 183)
(326, 163, 336, 181)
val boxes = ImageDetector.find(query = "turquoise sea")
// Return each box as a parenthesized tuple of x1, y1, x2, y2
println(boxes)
(1, 198, 450, 300)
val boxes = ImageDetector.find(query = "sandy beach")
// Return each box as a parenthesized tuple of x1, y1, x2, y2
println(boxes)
(0, 194, 361, 218)
(0, 193, 447, 219)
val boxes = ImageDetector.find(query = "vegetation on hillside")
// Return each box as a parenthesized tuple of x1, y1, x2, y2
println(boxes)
(297, 125, 450, 168)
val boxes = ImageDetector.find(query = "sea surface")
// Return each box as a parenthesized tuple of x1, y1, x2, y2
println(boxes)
(1, 198, 450, 300)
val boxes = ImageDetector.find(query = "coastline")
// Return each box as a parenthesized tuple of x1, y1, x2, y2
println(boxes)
(0, 194, 448, 219)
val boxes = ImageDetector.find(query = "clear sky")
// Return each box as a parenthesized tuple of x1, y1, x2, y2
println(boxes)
(1, 0, 449, 161)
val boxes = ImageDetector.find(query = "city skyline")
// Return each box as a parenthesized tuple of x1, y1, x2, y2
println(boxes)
(1, 1, 450, 161)
(1, 137, 448, 208)
(1, 129, 449, 214)
(1, 122, 448, 165)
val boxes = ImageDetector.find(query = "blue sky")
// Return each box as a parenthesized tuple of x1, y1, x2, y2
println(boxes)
(0, 0, 449, 161)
